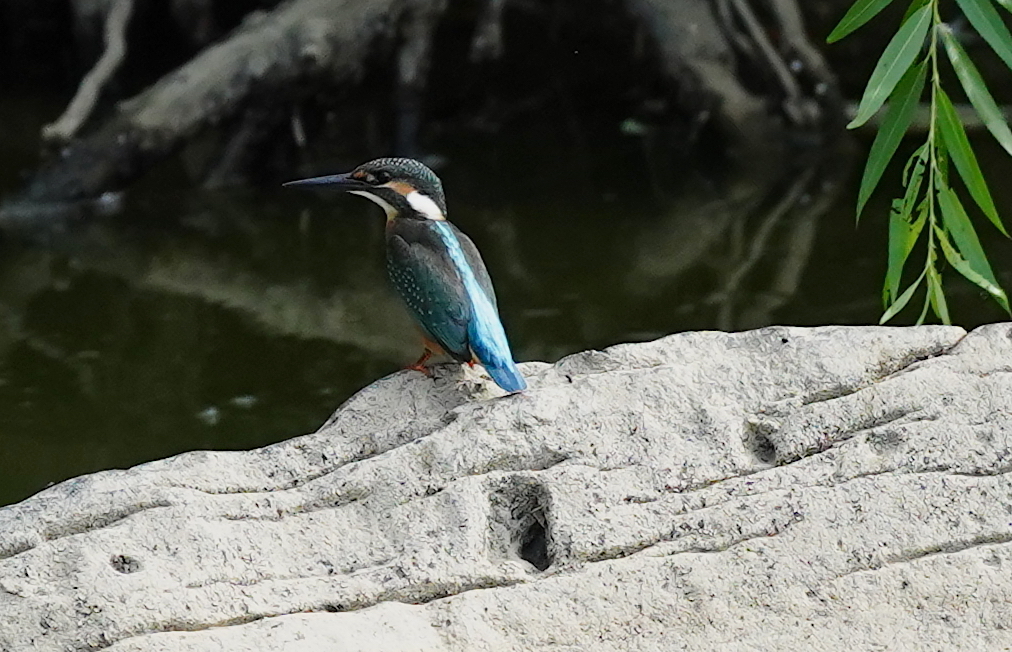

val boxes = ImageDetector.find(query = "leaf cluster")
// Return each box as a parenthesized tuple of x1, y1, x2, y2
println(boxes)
(830, 0, 1012, 324)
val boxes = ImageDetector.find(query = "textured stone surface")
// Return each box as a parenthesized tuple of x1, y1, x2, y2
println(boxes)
(2, 324, 1012, 651)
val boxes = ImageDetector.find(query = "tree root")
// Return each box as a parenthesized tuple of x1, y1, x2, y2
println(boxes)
(3, 0, 427, 218)
(395, 0, 448, 156)
(43, 0, 135, 144)
(2, 0, 842, 223)
(470, 0, 507, 62)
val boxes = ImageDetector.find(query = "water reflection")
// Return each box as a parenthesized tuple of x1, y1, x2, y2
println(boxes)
(0, 142, 827, 504)
(2, 131, 1009, 507)
(628, 142, 852, 332)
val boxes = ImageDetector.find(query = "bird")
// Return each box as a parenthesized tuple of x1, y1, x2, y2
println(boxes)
(283, 157, 527, 393)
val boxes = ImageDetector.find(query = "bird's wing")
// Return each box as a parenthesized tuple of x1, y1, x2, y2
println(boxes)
(439, 223, 526, 393)
(386, 222, 472, 361)
(449, 223, 498, 309)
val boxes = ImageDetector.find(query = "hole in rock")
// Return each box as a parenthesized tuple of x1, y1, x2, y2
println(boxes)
(746, 429, 777, 465)
(519, 519, 550, 571)
(490, 477, 554, 571)
(110, 554, 141, 574)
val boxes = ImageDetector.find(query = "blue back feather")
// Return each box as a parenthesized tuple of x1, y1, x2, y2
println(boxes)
(432, 222, 527, 392)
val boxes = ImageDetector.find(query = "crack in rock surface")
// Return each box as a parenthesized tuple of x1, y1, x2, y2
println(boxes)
(3, 324, 1012, 651)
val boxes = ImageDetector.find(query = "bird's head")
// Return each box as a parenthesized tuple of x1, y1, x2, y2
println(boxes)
(283, 158, 447, 221)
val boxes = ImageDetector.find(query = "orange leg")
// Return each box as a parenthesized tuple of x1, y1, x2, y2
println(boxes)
(406, 336, 445, 377)
(406, 348, 435, 376)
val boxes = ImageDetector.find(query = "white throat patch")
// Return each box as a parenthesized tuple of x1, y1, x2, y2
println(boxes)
(349, 190, 397, 220)
(406, 191, 445, 221)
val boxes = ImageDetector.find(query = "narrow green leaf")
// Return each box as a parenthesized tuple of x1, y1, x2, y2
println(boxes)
(926, 265, 951, 324)
(935, 134, 950, 186)
(955, 0, 1012, 71)
(941, 25, 1012, 158)
(936, 88, 1008, 235)
(880, 270, 926, 323)
(997, 0, 1012, 14)
(902, 143, 927, 182)
(828, 0, 896, 43)
(885, 207, 914, 303)
(883, 145, 929, 306)
(901, 144, 928, 215)
(902, 0, 930, 22)
(935, 224, 1012, 312)
(857, 62, 927, 219)
(937, 186, 1010, 310)
(885, 197, 927, 304)
(848, 5, 931, 129)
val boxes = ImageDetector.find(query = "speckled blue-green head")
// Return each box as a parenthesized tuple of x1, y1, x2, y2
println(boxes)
(283, 157, 447, 221)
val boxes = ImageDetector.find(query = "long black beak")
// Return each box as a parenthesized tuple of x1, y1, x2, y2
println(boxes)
(281, 172, 365, 190)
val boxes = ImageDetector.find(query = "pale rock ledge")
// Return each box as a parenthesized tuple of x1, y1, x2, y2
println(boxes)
(2, 324, 1012, 651)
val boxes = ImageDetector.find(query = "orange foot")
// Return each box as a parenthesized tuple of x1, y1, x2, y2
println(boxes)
(406, 362, 434, 377)
(407, 349, 434, 377)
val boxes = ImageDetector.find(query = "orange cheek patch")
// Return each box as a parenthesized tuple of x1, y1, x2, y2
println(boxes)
(382, 181, 415, 196)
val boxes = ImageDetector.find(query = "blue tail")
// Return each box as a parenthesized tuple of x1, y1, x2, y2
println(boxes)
(469, 324, 527, 393)
(482, 357, 527, 393)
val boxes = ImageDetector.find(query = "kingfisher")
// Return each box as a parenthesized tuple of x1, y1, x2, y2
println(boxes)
(283, 158, 527, 393)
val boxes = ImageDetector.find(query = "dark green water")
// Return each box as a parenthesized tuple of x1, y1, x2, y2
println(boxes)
(1, 96, 1010, 507)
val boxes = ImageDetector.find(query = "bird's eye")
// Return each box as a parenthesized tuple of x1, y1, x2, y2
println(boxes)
(374, 171, 391, 184)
